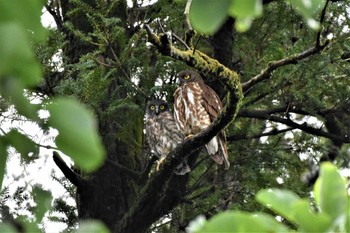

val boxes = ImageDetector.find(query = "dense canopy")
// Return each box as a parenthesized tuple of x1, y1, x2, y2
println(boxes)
(0, 0, 349, 232)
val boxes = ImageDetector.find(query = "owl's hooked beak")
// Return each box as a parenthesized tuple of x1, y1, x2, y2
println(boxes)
(177, 78, 184, 86)
(154, 106, 160, 115)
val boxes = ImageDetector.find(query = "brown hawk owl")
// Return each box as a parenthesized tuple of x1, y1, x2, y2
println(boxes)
(173, 70, 230, 169)
(144, 99, 191, 175)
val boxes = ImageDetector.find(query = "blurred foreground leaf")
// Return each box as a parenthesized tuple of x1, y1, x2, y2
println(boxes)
(196, 212, 289, 233)
(0, 137, 7, 190)
(189, 0, 231, 34)
(0, 23, 42, 87)
(76, 220, 110, 233)
(0, 0, 47, 42)
(256, 189, 300, 222)
(285, 0, 324, 30)
(0, 223, 17, 233)
(229, 0, 262, 32)
(6, 130, 38, 161)
(47, 98, 106, 172)
(193, 163, 348, 233)
(314, 162, 348, 231)
(32, 186, 53, 222)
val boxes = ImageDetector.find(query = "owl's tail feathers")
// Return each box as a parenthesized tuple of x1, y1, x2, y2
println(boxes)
(209, 153, 224, 165)
(219, 139, 230, 170)
(175, 160, 191, 175)
(210, 151, 230, 170)
(206, 136, 230, 170)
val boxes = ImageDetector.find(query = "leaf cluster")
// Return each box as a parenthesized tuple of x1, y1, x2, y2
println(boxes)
(194, 162, 349, 233)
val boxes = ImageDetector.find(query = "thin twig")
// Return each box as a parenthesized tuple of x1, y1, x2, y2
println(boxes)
(238, 109, 349, 143)
(188, 161, 214, 193)
(44, 4, 63, 30)
(316, 0, 330, 47)
(156, 19, 166, 34)
(227, 127, 294, 141)
(193, 35, 201, 54)
(184, 0, 193, 30)
(172, 32, 191, 50)
(242, 42, 329, 92)
(34, 143, 58, 150)
(108, 44, 148, 98)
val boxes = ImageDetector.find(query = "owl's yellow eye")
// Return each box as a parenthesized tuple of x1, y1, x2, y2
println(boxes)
(160, 105, 165, 110)
(184, 75, 190, 80)
(150, 105, 155, 110)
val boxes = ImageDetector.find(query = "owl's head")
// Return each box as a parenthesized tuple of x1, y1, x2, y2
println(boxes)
(145, 99, 170, 117)
(177, 70, 204, 86)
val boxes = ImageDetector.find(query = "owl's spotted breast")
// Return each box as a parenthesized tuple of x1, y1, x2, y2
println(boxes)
(144, 99, 190, 175)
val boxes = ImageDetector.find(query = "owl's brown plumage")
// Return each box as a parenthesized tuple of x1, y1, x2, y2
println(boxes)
(173, 70, 230, 169)
(144, 99, 191, 175)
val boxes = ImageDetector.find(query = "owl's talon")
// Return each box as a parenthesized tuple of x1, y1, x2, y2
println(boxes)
(156, 157, 166, 171)
(185, 134, 194, 140)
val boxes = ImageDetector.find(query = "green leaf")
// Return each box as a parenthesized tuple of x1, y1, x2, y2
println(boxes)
(6, 130, 38, 160)
(197, 211, 290, 232)
(0, 137, 8, 190)
(0, 0, 47, 42)
(0, 78, 39, 120)
(32, 186, 53, 222)
(346, 202, 350, 233)
(47, 98, 106, 172)
(229, 0, 262, 32)
(17, 217, 41, 233)
(229, 0, 262, 18)
(0, 23, 42, 87)
(76, 220, 110, 233)
(0, 223, 17, 233)
(287, 0, 324, 17)
(235, 18, 253, 33)
(256, 189, 300, 222)
(294, 199, 331, 232)
(286, 0, 324, 30)
(314, 162, 348, 222)
(189, 0, 231, 34)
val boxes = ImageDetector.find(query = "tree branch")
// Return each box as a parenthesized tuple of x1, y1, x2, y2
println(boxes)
(44, 4, 63, 31)
(316, 0, 330, 47)
(242, 0, 331, 94)
(184, 0, 193, 31)
(238, 109, 350, 143)
(227, 127, 294, 141)
(52, 151, 85, 188)
(144, 24, 242, 97)
(242, 42, 329, 93)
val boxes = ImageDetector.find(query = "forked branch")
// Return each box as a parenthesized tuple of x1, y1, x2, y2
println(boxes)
(243, 0, 331, 93)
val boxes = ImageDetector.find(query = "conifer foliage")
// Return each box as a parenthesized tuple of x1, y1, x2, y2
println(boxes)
(0, 0, 349, 232)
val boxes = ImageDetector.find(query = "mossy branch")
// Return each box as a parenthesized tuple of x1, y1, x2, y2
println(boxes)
(144, 24, 243, 120)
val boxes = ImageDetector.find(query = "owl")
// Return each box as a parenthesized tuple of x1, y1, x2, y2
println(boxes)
(173, 70, 230, 169)
(144, 99, 191, 175)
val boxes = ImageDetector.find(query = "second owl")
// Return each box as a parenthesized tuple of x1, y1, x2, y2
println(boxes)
(144, 99, 191, 175)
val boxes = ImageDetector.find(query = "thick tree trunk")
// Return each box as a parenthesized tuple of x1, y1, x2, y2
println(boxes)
(207, 18, 235, 99)
(59, 1, 140, 231)
(210, 18, 235, 69)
